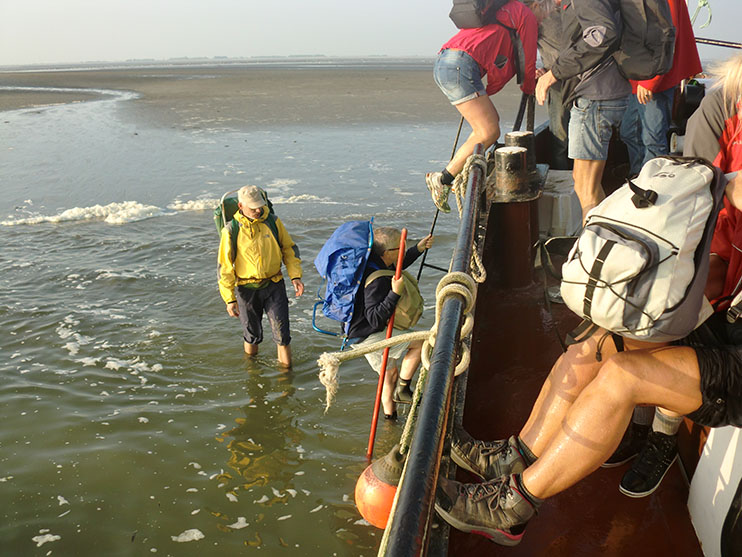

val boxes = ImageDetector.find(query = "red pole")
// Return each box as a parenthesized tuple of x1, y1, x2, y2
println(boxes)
(366, 228, 407, 461)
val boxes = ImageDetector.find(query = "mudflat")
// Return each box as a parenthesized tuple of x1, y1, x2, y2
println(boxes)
(0, 62, 478, 128)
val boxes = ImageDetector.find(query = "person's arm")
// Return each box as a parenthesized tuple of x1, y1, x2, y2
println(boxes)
(550, 0, 621, 82)
(363, 276, 400, 331)
(217, 226, 239, 316)
(683, 88, 727, 164)
(705, 253, 728, 302)
(401, 234, 433, 269)
(275, 217, 303, 296)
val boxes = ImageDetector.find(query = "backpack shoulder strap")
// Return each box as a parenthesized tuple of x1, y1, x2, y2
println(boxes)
(264, 213, 281, 248)
(228, 219, 240, 263)
(365, 269, 394, 288)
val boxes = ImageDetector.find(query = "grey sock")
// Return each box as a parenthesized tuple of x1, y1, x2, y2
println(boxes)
(516, 436, 538, 466)
(632, 406, 655, 426)
(652, 409, 682, 436)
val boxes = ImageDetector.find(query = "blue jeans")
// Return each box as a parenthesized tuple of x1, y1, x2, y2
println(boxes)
(433, 49, 486, 105)
(620, 87, 676, 175)
(568, 97, 628, 161)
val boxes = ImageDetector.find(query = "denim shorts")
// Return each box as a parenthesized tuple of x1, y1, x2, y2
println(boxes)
(674, 313, 742, 428)
(235, 279, 291, 346)
(433, 49, 486, 105)
(568, 97, 628, 161)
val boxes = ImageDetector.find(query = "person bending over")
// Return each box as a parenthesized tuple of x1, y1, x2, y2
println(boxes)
(426, 0, 551, 213)
(346, 227, 434, 419)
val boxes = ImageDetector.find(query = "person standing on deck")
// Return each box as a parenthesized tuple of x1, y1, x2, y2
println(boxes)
(217, 185, 304, 367)
(619, 0, 701, 175)
(426, 0, 551, 213)
(535, 0, 630, 221)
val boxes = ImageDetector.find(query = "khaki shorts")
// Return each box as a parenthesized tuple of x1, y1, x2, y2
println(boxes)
(352, 330, 411, 373)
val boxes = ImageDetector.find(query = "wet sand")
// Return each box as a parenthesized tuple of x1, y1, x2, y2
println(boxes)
(0, 63, 457, 128)
(0, 62, 528, 129)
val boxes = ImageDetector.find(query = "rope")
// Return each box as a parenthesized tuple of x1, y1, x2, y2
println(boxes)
(690, 0, 712, 29)
(451, 153, 488, 284)
(317, 271, 478, 412)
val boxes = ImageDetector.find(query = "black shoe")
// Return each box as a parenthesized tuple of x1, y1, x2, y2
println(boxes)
(619, 431, 678, 498)
(384, 411, 398, 421)
(393, 383, 413, 404)
(601, 423, 650, 468)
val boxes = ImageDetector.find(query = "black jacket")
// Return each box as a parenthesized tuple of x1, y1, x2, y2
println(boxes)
(346, 245, 423, 340)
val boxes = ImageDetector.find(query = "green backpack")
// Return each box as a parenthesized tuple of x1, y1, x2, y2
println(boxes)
(365, 270, 424, 331)
(214, 189, 280, 261)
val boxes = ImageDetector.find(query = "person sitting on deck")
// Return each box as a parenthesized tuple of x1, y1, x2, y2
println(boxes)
(217, 185, 304, 368)
(434, 54, 742, 546)
(346, 227, 434, 420)
(426, 0, 551, 213)
(535, 0, 630, 222)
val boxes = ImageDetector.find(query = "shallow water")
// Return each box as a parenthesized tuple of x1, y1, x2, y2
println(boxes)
(0, 66, 496, 555)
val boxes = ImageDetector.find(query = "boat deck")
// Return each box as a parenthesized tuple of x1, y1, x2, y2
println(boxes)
(447, 205, 704, 556)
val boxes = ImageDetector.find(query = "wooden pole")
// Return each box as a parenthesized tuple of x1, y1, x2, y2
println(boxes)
(366, 228, 408, 460)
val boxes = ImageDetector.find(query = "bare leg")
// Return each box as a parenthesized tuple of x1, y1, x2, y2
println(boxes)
(277, 344, 292, 368)
(244, 341, 258, 356)
(381, 366, 399, 416)
(519, 332, 615, 456)
(522, 346, 702, 499)
(572, 158, 607, 221)
(446, 95, 500, 177)
(399, 340, 423, 382)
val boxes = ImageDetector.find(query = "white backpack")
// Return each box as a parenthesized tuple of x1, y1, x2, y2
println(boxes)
(560, 156, 727, 342)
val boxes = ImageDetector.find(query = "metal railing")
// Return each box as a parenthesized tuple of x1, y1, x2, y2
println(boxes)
(379, 144, 486, 556)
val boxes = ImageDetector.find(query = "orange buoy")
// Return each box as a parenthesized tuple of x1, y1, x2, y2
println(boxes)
(354, 444, 405, 529)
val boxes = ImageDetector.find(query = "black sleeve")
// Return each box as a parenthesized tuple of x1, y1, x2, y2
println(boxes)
(401, 244, 424, 270)
(363, 275, 401, 331)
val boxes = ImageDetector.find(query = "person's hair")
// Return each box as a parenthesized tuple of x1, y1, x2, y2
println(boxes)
(711, 53, 742, 109)
(373, 227, 402, 256)
(524, 0, 556, 20)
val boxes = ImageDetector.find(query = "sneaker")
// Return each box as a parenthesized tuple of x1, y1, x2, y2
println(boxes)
(393, 383, 413, 404)
(601, 423, 650, 468)
(435, 474, 536, 546)
(451, 428, 526, 480)
(618, 431, 678, 498)
(426, 172, 451, 213)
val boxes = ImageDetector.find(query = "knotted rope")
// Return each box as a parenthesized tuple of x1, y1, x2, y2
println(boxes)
(451, 153, 488, 284)
(317, 271, 478, 412)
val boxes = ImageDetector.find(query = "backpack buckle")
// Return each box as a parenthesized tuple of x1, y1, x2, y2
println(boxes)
(727, 305, 742, 324)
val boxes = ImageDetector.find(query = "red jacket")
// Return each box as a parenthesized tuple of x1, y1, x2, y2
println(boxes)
(440, 0, 538, 96)
(685, 88, 742, 307)
(630, 0, 701, 94)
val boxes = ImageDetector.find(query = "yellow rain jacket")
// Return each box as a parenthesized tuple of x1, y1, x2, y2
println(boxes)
(217, 207, 302, 304)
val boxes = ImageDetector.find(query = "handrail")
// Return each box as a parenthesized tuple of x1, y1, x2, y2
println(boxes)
(695, 37, 742, 50)
(379, 144, 485, 556)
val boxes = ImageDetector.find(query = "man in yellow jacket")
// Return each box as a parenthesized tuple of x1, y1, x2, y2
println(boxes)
(217, 185, 304, 367)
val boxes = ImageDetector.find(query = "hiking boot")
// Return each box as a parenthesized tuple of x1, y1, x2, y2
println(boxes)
(601, 423, 650, 468)
(451, 428, 526, 480)
(426, 172, 451, 213)
(618, 431, 678, 498)
(393, 383, 413, 404)
(435, 474, 536, 546)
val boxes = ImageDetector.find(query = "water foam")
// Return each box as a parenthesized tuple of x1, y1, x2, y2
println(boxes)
(1, 201, 168, 226)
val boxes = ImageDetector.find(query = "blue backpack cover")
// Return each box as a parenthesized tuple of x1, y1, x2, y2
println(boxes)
(314, 221, 374, 331)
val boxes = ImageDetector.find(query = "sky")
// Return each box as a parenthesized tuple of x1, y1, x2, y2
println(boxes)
(0, 0, 738, 67)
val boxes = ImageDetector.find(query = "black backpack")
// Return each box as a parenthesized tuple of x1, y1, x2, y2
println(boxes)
(449, 0, 509, 28)
(613, 0, 676, 80)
